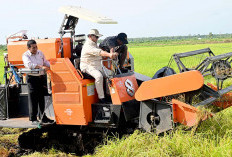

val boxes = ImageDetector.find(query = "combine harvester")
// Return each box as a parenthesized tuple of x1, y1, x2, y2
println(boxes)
(1, 6, 232, 154)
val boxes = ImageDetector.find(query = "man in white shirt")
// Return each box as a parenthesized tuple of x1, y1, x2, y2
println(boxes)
(22, 40, 54, 125)
(80, 29, 118, 103)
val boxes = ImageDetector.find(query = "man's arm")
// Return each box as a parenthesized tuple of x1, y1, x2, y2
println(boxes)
(100, 48, 118, 59)
(85, 44, 117, 59)
(22, 55, 37, 69)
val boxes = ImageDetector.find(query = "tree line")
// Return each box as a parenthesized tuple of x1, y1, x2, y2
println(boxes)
(1, 33, 232, 48)
(127, 33, 232, 43)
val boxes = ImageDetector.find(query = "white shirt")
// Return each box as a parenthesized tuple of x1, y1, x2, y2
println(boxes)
(80, 38, 102, 71)
(22, 50, 50, 76)
(22, 50, 50, 69)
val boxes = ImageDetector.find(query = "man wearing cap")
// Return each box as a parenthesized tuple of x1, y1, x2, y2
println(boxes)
(99, 33, 128, 69)
(80, 29, 118, 103)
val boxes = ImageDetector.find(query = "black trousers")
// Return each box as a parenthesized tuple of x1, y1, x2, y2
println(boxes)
(27, 75, 47, 121)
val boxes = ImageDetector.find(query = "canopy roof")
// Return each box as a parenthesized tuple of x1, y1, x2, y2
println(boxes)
(59, 6, 118, 24)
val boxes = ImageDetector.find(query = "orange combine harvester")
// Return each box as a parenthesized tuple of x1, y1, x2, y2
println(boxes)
(1, 6, 232, 154)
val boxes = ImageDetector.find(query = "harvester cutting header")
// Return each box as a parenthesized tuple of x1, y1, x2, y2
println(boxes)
(1, 6, 232, 154)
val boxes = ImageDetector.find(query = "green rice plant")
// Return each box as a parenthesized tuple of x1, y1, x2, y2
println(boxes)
(90, 107, 232, 157)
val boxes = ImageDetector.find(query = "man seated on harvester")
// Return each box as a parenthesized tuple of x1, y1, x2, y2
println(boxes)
(80, 29, 118, 103)
(99, 32, 128, 71)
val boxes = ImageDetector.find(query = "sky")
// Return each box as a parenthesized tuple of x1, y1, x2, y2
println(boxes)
(0, 0, 232, 44)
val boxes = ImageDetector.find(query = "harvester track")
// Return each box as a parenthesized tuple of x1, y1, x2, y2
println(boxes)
(18, 126, 105, 155)
(18, 125, 111, 155)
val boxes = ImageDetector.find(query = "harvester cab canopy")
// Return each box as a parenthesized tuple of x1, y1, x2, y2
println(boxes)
(58, 6, 118, 57)
(59, 6, 118, 24)
(58, 6, 117, 37)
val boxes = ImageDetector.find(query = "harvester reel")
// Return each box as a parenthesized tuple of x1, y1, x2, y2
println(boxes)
(211, 60, 231, 80)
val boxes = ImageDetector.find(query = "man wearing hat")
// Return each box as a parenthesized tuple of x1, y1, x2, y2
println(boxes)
(80, 29, 118, 103)
(99, 33, 128, 69)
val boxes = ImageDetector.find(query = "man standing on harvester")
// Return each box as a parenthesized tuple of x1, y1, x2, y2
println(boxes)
(99, 32, 128, 70)
(22, 40, 54, 125)
(80, 29, 118, 103)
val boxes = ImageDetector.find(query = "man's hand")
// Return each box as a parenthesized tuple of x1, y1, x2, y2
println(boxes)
(109, 52, 118, 59)
(41, 66, 50, 71)
(35, 65, 50, 71)
(109, 48, 118, 59)
(110, 48, 114, 53)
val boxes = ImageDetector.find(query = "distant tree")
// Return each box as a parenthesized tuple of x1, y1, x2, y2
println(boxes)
(209, 32, 213, 38)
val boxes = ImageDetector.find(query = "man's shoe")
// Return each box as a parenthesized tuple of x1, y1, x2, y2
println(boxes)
(31, 120, 39, 125)
(42, 116, 54, 124)
(99, 98, 107, 103)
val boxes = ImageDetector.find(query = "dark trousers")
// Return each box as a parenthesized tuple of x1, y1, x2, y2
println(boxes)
(27, 75, 47, 121)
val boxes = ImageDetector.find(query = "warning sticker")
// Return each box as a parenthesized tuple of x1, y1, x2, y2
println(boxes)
(87, 83, 95, 96)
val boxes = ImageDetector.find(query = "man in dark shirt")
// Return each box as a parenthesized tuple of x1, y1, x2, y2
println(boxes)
(99, 33, 128, 69)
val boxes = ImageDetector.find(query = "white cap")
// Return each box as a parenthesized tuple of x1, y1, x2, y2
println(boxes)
(88, 29, 103, 37)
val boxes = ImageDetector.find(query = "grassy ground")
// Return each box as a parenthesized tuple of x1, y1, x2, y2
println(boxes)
(89, 107, 232, 157)
(1, 41, 232, 156)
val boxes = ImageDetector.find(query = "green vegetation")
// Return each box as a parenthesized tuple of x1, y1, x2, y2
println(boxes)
(130, 43, 232, 77)
(0, 45, 6, 84)
(89, 108, 232, 157)
(0, 128, 24, 156)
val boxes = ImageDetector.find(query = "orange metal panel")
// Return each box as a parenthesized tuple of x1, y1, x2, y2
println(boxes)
(50, 58, 97, 125)
(50, 61, 70, 71)
(172, 99, 212, 127)
(54, 93, 80, 103)
(52, 72, 77, 82)
(207, 83, 232, 109)
(172, 99, 199, 126)
(52, 82, 80, 93)
(61, 38, 72, 59)
(54, 104, 87, 125)
(7, 40, 28, 65)
(109, 74, 138, 105)
(135, 70, 204, 101)
(7, 38, 71, 65)
(81, 79, 98, 122)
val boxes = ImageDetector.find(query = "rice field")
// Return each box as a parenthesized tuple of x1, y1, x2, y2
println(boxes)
(129, 43, 232, 77)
